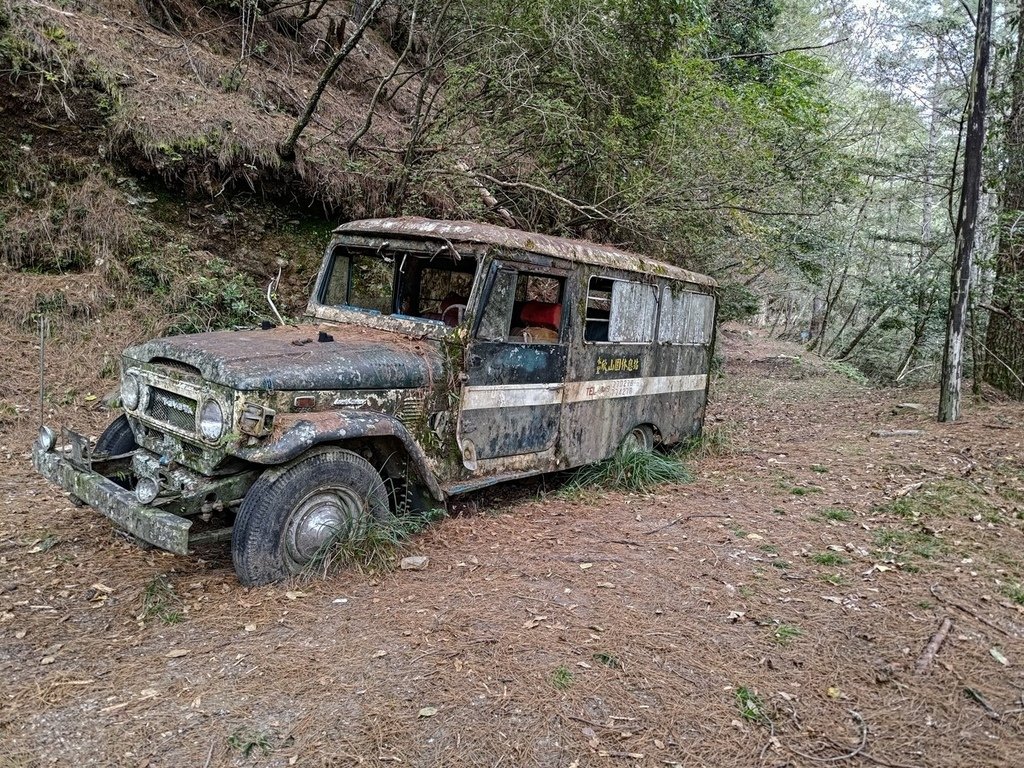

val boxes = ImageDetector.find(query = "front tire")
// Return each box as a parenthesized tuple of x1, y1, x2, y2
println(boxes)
(95, 414, 138, 456)
(231, 447, 391, 586)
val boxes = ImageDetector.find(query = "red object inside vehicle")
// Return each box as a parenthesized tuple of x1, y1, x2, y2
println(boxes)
(520, 301, 561, 330)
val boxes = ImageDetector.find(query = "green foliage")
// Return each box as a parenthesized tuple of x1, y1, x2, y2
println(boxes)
(735, 686, 768, 724)
(826, 360, 870, 387)
(303, 507, 447, 577)
(812, 552, 848, 566)
(821, 507, 853, 522)
(167, 258, 265, 333)
(552, 665, 574, 690)
(771, 622, 801, 645)
(227, 728, 272, 758)
(592, 651, 621, 669)
(1002, 583, 1024, 606)
(561, 444, 692, 494)
(716, 282, 761, 322)
(139, 574, 183, 626)
(874, 528, 941, 561)
(678, 424, 733, 459)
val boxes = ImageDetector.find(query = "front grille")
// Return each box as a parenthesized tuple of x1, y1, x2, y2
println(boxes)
(147, 387, 198, 433)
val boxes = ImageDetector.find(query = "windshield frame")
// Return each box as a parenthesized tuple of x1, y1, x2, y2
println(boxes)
(307, 234, 486, 339)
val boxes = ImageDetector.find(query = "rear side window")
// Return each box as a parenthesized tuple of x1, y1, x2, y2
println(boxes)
(659, 287, 715, 345)
(585, 277, 657, 343)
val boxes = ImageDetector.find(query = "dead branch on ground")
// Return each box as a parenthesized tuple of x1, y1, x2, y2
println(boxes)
(915, 616, 953, 672)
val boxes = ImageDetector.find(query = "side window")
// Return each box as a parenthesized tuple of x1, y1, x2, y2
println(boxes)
(659, 287, 715, 345)
(476, 268, 565, 344)
(585, 277, 657, 343)
(477, 269, 517, 341)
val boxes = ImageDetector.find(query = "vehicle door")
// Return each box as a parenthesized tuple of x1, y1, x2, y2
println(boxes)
(457, 260, 569, 472)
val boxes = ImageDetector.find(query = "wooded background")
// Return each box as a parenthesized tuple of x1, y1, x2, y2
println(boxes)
(1, 0, 1021, 403)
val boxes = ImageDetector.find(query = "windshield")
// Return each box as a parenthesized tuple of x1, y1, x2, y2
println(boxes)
(320, 244, 479, 327)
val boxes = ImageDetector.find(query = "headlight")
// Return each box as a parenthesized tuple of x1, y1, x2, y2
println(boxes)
(121, 373, 141, 411)
(136, 476, 160, 505)
(37, 425, 57, 452)
(198, 399, 225, 441)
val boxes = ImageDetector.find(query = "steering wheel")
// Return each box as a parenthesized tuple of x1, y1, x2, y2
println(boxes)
(441, 303, 467, 327)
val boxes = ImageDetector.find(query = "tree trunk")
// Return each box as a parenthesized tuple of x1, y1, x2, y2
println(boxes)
(278, 0, 387, 162)
(836, 303, 888, 361)
(939, 0, 992, 422)
(984, 0, 1024, 399)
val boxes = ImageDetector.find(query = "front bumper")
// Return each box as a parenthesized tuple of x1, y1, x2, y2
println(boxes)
(32, 431, 193, 555)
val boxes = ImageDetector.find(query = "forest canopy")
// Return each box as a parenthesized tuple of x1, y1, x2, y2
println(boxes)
(0, 0, 1020, 394)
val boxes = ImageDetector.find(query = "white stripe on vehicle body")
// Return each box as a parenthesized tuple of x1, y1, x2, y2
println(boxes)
(460, 374, 707, 411)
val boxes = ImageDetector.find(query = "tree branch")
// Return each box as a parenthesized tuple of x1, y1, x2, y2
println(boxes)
(278, 0, 387, 161)
(704, 39, 848, 63)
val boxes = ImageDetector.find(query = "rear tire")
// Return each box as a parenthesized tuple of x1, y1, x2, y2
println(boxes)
(231, 447, 391, 586)
(619, 424, 655, 455)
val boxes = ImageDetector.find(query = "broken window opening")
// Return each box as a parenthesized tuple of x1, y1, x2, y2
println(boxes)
(477, 269, 565, 344)
(321, 245, 477, 326)
(584, 276, 657, 343)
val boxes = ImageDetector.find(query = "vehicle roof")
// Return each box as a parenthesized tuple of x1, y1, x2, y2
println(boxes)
(334, 217, 717, 288)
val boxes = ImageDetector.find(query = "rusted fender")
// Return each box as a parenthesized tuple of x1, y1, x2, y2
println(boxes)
(235, 410, 445, 501)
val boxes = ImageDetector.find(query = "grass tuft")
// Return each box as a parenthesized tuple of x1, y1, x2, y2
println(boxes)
(139, 574, 183, 625)
(821, 507, 853, 522)
(552, 665, 574, 690)
(735, 686, 768, 724)
(772, 623, 801, 645)
(812, 552, 849, 566)
(303, 507, 447, 578)
(679, 424, 733, 459)
(561, 444, 692, 494)
(874, 528, 941, 561)
(592, 652, 621, 669)
(1002, 584, 1024, 605)
(227, 728, 272, 758)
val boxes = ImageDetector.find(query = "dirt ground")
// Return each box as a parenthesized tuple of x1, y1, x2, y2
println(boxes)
(1, 324, 1023, 767)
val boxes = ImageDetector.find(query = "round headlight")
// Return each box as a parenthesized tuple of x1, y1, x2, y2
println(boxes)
(198, 399, 225, 441)
(37, 425, 57, 452)
(136, 476, 160, 505)
(121, 373, 141, 411)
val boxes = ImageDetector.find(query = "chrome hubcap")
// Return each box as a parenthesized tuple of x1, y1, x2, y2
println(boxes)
(285, 488, 365, 567)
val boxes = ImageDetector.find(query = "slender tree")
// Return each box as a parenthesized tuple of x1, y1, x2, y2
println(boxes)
(984, 0, 1024, 398)
(278, 0, 387, 161)
(939, 0, 993, 422)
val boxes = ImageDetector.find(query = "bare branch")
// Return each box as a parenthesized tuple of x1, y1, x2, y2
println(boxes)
(278, 0, 387, 161)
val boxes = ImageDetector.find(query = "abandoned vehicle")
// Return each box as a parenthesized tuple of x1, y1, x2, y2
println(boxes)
(33, 218, 718, 584)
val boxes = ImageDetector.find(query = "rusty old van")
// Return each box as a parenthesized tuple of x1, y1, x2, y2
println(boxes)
(33, 218, 717, 584)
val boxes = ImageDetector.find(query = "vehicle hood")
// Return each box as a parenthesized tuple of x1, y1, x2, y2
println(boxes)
(125, 323, 445, 391)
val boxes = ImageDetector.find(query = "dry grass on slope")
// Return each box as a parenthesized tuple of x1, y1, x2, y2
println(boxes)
(3, 0, 473, 215)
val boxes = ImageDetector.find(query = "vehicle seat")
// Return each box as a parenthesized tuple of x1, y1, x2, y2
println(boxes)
(519, 301, 561, 330)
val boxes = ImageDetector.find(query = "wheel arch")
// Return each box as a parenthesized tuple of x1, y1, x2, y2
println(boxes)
(236, 410, 446, 503)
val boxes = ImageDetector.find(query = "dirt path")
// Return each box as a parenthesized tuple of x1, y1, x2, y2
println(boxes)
(2, 327, 1023, 767)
